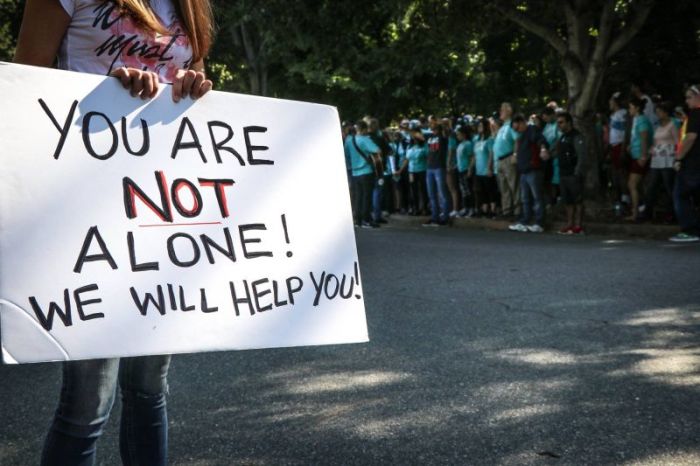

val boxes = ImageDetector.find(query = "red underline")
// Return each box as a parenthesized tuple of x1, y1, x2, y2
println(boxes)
(139, 222, 223, 228)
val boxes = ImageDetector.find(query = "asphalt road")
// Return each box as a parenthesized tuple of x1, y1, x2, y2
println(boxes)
(1, 226, 699, 465)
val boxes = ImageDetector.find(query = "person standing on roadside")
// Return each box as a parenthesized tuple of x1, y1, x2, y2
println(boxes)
(508, 114, 549, 233)
(542, 107, 561, 205)
(493, 102, 521, 217)
(626, 98, 653, 221)
(639, 102, 679, 222)
(423, 121, 449, 226)
(670, 85, 700, 242)
(402, 129, 429, 216)
(473, 119, 497, 217)
(444, 117, 461, 218)
(608, 92, 629, 213)
(367, 117, 392, 224)
(455, 125, 475, 217)
(554, 113, 588, 235)
(346, 120, 382, 228)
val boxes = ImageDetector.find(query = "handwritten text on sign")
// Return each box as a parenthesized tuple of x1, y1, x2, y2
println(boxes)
(0, 63, 367, 364)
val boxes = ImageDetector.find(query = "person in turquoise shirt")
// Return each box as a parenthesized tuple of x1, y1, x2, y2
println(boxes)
(402, 129, 429, 215)
(456, 125, 475, 216)
(542, 107, 562, 204)
(473, 119, 497, 217)
(344, 120, 381, 227)
(627, 97, 653, 220)
(493, 103, 522, 217)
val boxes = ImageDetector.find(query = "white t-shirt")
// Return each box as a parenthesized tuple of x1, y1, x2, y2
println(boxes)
(609, 109, 627, 145)
(57, 0, 193, 83)
(640, 94, 658, 128)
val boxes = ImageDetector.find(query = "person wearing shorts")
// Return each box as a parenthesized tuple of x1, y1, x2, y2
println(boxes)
(555, 113, 587, 235)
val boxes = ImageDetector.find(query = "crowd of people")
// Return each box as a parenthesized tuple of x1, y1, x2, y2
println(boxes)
(343, 82, 700, 242)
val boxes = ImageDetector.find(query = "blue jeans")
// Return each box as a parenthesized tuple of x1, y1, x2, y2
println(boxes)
(519, 170, 544, 225)
(41, 356, 171, 466)
(673, 170, 700, 234)
(426, 168, 449, 221)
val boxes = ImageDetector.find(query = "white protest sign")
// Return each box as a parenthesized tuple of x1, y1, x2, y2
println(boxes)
(0, 62, 368, 364)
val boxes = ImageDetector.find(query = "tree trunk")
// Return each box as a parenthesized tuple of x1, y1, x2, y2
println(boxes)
(496, 0, 654, 198)
(233, 23, 269, 96)
(566, 64, 606, 198)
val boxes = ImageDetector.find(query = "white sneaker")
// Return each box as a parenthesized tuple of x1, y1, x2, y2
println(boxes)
(449, 210, 459, 218)
(669, 232, 700, 243)
(509, 223, 528, 232)
(527, 224, 544, 233)
(458, 208, 468, 217)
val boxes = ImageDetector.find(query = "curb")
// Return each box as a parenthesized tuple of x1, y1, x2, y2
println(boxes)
(385, 214, 679, 240)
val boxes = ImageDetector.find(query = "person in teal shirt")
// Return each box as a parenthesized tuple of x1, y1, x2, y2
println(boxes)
(493, 103, 522, 217)
(542, 107, 562, 204)
(627, 98, 653, 220)
(456, 125, 475, 216)
(344, 120, 381, 227)
(473, 119, 497, 217)
(402, 129, 429, 215)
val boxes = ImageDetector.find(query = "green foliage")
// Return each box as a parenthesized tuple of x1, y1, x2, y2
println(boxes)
(2, 0, 698, 123)
(0, 0, 23, 62)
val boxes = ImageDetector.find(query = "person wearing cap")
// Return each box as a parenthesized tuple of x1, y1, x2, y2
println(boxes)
(670, 84, 700, 242)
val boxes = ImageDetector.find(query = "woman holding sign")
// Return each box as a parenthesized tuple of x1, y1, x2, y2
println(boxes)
(14, 0, 214, 464)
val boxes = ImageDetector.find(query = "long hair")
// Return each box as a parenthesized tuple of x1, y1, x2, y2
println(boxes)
(116, 0, 214, 63)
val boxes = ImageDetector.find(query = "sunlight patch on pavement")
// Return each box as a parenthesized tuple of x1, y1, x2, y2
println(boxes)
(489, 404, 563, 423)
(349, 408, 444, 439)
(614, 308, 700, 386)
(283, 371, 413, 395)
(627, 349, 700, 387)
(495, 348, 579, 365)
(622, 450, 700, 466)
(620, 307, 700, 326)
(602, 239, 629, 244)
(474, 378, 576, 405)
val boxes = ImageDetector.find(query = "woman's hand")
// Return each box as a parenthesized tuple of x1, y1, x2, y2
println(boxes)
(110, 67, 213, 102)
(172, 69, 213, 103)
(110, 67, 160, 99)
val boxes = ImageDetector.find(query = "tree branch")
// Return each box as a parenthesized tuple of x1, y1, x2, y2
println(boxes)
(495, 4, 567, 56)
(606, 0, 654, 59)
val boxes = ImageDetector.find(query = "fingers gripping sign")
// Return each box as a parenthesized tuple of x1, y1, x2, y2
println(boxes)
(173, 69, 213, 103)
(109, 67, 159, 100)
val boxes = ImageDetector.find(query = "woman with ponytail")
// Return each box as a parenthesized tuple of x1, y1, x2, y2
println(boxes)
(14, 1, 214, 464)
